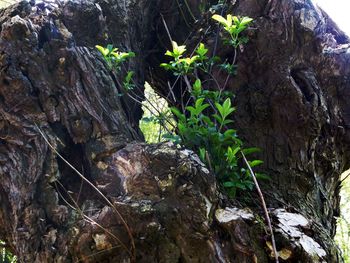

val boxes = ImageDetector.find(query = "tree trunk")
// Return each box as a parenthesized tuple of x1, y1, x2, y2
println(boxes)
(0, 0, 348, 262)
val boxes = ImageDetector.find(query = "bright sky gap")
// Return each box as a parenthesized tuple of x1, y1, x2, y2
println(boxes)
(312, 0, 350, 36)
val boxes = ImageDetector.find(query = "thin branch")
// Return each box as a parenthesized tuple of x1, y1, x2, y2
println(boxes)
(205, 151, 213, 172)
(54, 181, 129, 255)
(209, 0, 227, 74)
(222, 48, 237, 90)
(35, 124, 136, 261)
(341, 171, 350, 184)
(182, 0, 196, 22)
(113, 74, 177, 132)
(126, 92, 176, 132)
(183, 75, 192, 92)
(167, 80, 177, 103)
(241, 152, 279, 263)
(161, 13, 173, 44)
(174, 0, 191, 28)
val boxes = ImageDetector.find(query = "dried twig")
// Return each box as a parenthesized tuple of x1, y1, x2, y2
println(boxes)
(160, 14, 173, 43)
(241, 151, 279, 263)
(35, 124, 136, 261)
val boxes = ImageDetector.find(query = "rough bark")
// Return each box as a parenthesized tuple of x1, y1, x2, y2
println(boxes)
(151, 0, 350, 260)
(0, 0, 349, 262)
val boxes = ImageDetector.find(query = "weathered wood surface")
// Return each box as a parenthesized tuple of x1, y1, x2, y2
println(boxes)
(0, 0, 349, 262)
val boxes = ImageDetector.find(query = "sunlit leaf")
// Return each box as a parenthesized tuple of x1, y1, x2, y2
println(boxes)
(212, 14, 228, 27)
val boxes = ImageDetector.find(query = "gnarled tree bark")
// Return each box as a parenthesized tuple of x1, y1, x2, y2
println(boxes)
(0, 0, 349, 262)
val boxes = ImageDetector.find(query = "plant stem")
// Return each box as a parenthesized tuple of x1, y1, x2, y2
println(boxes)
(183, 75, 192, 92)
(241, 152, 279, 263)
(161, 14, 173, 43)
(209, 0, 227, 74)
(222, 48, 237, 90)
(205, 150, 213, 172)
(183, 0, 196, 21)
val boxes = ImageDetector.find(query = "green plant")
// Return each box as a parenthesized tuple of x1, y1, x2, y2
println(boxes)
(0, 241, 16, 263)
(212, 14, 253, 48)
(158, 14, 265, 197)
(95, 14, 264, 198)
(96, 44, 137, 97)
(123, 71, 136, 91)
(160, 41, 199, 75)
(160, 41, 219, 76)
(96, 44, 135, 71)
(169, 78, 262, 197)
(94, 12, 278, 262)
(95, 45, 177, 143)
(212, 14, 253, 89)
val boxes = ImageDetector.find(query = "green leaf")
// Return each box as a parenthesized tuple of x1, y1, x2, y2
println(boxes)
(223, 97, 231, 111)
(186, 106, 196, 116)
(197, 104, 210, 115)
(256, 173, 270, 180)
(215, 98, 234, 120)
(212, 14, 228, 27)
(171, 41, 186, 57)
(230, 146, 240, 157)
(222, 119, 234, 125)
(201, 115, 214, 126)
(199, 148, 206, 162)
(190, 56, 199, 64)
(178, 122, 187, 135)
(224, 129, 237, 138)
(160, 63, 171, 70)
(240, 16, 253, 26)
(196, 43, 208, 57)
(193, 79, 202, 95)
(215, 102, 224, 118)
(96, 45, 109, 57)
(106, 44, 114, 52)
(195, 98, 205, 108)
(171, 107, 186, 122)
(226, 14, 233, 27)
(212, 114, 223, 124)
(123, 51, 135, 58)
(223, 181, 236, 187)
(188, 98, 210, 116)
(242, 147, 261, 155)
(165, 50, 174, 57)
(235, 26, 246, 34)
(123, 71, 135, 90)
(235, 182, 247, 190)
(114, 51, 135, 60)
(179, 56, 198, 66)
(125, 71, 134, 82)
(246, 182, 254, 190)
(249, 160, 263, 167)
(220, 63, 238, 75)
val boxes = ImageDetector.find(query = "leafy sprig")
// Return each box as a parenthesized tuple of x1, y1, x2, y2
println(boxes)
(96, 44, 135, 71)
(212, 14, 253, 48)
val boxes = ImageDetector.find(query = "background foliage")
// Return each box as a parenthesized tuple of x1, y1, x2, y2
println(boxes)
(139, 83, 174, 143)
(335, 171, 350, 262)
